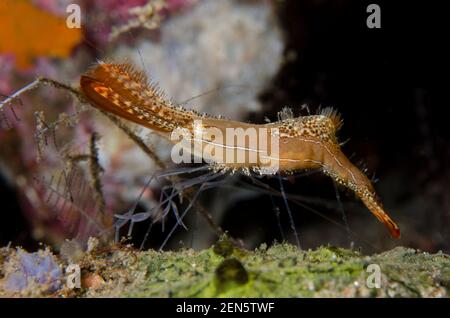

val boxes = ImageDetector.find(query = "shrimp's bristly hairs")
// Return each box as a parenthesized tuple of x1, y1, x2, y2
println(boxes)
(319, 106, 343, 132)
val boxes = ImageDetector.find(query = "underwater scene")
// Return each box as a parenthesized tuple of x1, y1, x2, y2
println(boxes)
(0, 0, 448, 301)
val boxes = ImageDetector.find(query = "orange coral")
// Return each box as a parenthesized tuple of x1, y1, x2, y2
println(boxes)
(0, 0, 82, 70)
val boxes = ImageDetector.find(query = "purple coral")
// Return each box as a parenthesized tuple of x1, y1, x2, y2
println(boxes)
(4, 249, 62, 294)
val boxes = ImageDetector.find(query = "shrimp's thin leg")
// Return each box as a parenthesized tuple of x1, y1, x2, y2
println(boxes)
(0, 93, 23, 129)
(137, 169, 226, 250)
(270, 195, 285, 242)
(135, 169, 223, 248)
(277, 173, 301, 249)
(332, 179, 352, 247)
(115, 165, 211, 240)
(157, 173, 229, 251)
(0, 78, 85, 112)
(239, 176, 381, 253)
(154, 165, 226, 239)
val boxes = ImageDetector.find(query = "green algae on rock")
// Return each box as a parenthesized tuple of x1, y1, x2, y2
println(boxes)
(1, 243, 449, 297)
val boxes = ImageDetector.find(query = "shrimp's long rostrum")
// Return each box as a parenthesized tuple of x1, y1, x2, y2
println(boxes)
(80, 62, 400, 238)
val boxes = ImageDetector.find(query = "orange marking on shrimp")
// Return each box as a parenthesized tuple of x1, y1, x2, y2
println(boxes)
(79, 61, 400, 238)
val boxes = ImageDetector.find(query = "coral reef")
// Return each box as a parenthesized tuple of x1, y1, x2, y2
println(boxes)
(1, 239, 448, 297)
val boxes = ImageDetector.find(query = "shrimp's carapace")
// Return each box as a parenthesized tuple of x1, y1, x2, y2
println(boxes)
(79, 61, 400, 238)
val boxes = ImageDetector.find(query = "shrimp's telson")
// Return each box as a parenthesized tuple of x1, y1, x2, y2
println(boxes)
(80, 62, 400, 238)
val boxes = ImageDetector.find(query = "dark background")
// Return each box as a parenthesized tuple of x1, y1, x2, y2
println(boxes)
(224, 0, 449, 253)
(1, 0, 448, 254)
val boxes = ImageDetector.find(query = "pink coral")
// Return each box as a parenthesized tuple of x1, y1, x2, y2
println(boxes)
(166, 0, 197, 13)
(83, 0, 149, 45)
(0, 55, 15, 95)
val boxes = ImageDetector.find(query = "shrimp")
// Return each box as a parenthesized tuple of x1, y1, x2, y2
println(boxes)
(78, 61, 400, 238)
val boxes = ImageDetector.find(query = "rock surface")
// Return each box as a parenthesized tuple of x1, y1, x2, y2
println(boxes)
(1, 238, 449, 297)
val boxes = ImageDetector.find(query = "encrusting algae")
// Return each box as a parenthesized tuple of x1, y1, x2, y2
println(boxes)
(1, 237, 448, 297)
